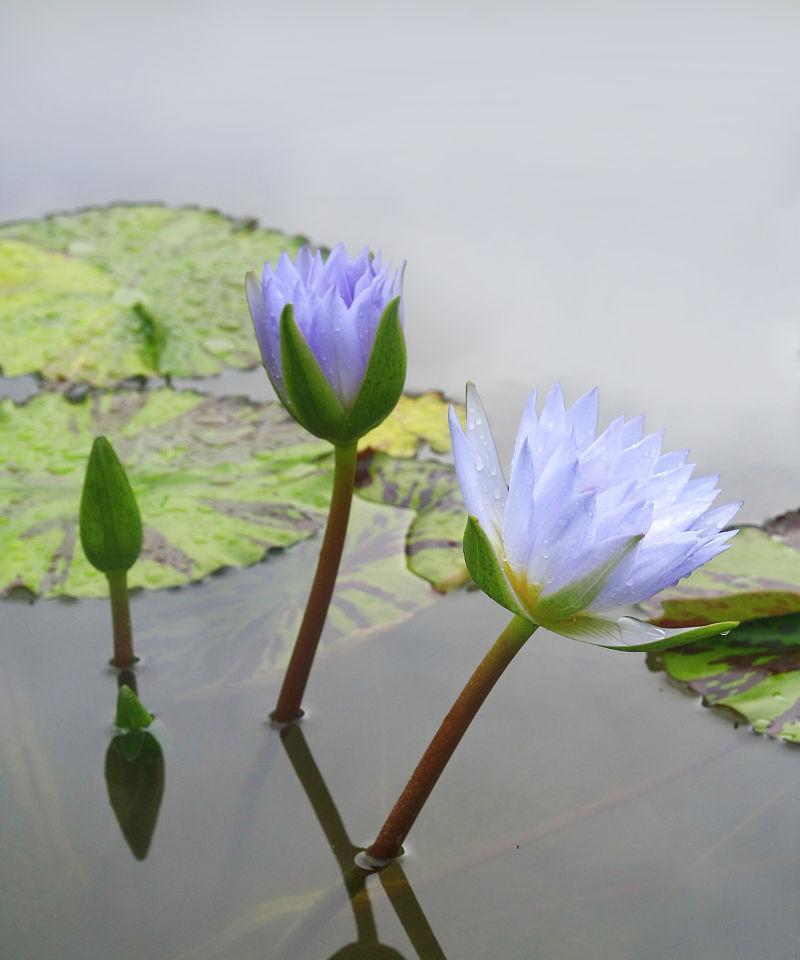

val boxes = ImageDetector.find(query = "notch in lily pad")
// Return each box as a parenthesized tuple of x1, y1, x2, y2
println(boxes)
(79, 435, 142, 668)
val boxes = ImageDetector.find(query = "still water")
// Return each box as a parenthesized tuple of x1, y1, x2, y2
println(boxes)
(3, 1, 800, 957)
(3, 536, 800, 960)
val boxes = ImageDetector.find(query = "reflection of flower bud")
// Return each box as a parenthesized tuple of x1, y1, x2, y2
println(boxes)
(105, 732, 164, 861)
(79, 436, 142, 574)
(246, 245, 406, 444)
(450, 383, 741, 650)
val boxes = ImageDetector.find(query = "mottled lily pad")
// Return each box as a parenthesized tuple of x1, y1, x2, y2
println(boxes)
(356, 452, 468, 592)
(0, 204, 306, 384)
(359, 391, 461, 458)
(0, 388, 465, 600)
(0, 388, 331, 597)
(641, 526, 800, 626)
(650, 612, 800, 742)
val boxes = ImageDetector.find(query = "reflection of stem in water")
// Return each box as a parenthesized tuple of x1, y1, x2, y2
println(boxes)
(277, 724, 448, 960)
(271, 441, 358, 723)
(378, 863, 446, 960)
(107, 569, 136, 669)
(280, 724, 377, 944)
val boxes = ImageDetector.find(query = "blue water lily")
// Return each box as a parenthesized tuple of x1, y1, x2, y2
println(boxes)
(246, 245, 405, 444)
(449, 383, 741, 649)
(246, 243, 407, 722)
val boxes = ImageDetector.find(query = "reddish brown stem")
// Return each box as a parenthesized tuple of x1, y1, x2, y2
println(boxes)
(271, 442, 358, 723)
(366, 615, 536, 863)
(107, 569, 135, 669)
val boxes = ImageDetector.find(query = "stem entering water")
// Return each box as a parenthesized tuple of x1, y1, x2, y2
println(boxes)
(364, 615, 537, 864)
(271, 441, 358, 723)
(107, 569, 135, 669)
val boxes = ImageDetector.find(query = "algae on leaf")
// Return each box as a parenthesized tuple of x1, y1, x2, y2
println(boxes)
(0, 205, 307, 384)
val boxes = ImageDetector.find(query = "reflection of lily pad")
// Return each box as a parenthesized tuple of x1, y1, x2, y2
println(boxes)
(0, 204, 306, 384)
(359, 392, 462, 458)
(641, 526, 800, 626)
(356, 452, 468, 592)
(650, 613, 800, 742)
(0, 388, 466, 599)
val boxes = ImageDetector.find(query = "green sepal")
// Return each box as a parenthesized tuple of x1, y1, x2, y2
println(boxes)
(342, 297, 406, 438)
(79, 436, 143, 574)
(463, 516, 528, 620)
(279, 303, 347, 442)
(115, 684, 154, 731)
(534, 534, 644, 623)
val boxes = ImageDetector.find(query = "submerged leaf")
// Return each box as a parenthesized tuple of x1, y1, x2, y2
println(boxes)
(355, 452, 468, 592)
(641, 526, 800, 626)
(0, 204, 307, 384)
(650, 612, 800, 743)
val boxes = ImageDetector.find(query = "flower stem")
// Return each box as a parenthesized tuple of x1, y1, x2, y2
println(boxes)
(364, 614, 537, 864)
(107, 569, 136, 669)
(272, 441, 358, 723)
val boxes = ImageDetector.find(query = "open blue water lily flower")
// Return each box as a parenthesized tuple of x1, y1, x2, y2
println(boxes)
(450, 383, 741, 651)
(246, 245, 406, 444)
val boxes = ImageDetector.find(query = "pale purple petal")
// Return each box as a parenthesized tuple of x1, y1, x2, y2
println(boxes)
(247, 243, 403, 410)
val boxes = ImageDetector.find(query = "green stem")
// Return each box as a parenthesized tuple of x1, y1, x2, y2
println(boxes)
(107, 569, 135, 669)
(272, 442, 358, 723)
(365, 615, 537, 864)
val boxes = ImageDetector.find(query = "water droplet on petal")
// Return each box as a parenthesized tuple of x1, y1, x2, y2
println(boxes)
(474, 454, 484, 471)
(492, 489, 502, 500)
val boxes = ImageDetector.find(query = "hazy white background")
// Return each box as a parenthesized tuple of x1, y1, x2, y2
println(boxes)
(2, 0, 799, 519)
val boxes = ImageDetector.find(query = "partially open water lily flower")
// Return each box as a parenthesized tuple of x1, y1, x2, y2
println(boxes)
(450, 382, 741, 650)
(245, 243, 406, 723)
(246, 244, 406, 444)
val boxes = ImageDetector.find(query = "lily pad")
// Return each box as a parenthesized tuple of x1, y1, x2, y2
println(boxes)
(356, 452, 468, 592)
(359, 392, 462, 458)
(641, 526, 800, 626)
(0, 388, 467, 600)
(650, 612, 800, 742)
(0, 204, 306, 384)
(0, 388, 331, 597)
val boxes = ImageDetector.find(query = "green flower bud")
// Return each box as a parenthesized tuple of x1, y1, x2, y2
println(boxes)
(79, 436, 142, 574)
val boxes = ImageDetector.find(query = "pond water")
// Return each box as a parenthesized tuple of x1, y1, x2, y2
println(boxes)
(4, 521, 800, 960)
(4, 2, 800, 957)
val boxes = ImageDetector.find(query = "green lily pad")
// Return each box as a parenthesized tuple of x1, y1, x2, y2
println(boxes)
(650, 612, 800, 742)
(0, 388, 332, 597)
(0, 204, 306, 384)
(359, 392, 462, 458)
(0, 388, 467, 600)
(355, 452, 469, 592)
(640, 526, 800, 626)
